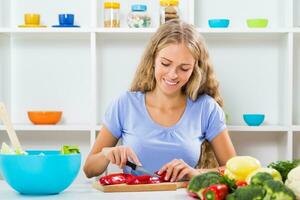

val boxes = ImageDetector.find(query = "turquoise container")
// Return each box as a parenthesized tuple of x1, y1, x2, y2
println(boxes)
(208, 19, 230, 28)
(243, 114, 265, 126)
(0, 150, 81, 195)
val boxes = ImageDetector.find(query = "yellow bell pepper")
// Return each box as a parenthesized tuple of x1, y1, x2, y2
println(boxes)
(225, 156, 261, 181)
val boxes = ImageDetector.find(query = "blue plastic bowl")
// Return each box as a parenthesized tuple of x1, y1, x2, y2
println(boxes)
(0, 150, 81, 195)
(243, 114, 265, 126)
(208, 19, 230, 28)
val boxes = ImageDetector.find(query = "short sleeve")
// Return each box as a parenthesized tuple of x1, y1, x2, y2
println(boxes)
(204, 99, 227, 142)
(102, 94, 126, 139)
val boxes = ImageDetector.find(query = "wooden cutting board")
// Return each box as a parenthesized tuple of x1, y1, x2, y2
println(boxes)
(92, 181, 188, 192)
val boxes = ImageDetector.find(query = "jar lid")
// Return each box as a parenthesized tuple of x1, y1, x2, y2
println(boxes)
(160, 0, 179, 6)
(131, 4, 147, 12)
(104, 2, 120, 9)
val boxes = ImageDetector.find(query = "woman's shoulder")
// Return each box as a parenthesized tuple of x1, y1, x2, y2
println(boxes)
(192, 94, 217, 106)
(114, 91, 144, 104)
(190, 94, 222, 112)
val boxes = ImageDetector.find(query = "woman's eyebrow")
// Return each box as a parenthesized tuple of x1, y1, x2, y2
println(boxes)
(160, 57, 172, 62)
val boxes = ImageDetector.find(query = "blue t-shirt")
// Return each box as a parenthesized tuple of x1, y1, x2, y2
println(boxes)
(103, 91, 226, 174)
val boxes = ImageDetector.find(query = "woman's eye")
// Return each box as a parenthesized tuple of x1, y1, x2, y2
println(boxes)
(181, 68, 190, 72)
(161, 62, 170, 66)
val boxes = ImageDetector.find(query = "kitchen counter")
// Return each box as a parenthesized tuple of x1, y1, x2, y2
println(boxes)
(0, 180, 192, 200)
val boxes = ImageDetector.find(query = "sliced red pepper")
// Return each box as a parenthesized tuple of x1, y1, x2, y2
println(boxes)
(235, 180, 247, 188)
(99, 173, 134, 185)
(126, 175, 161, 185)
(154, 170, 169, 182)
(202, 184, 228, 200)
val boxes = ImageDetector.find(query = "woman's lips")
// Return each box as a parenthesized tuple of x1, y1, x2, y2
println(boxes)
(164, 79, 179, 86)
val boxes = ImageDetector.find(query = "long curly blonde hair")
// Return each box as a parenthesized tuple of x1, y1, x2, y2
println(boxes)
(130, 19, 223, 107)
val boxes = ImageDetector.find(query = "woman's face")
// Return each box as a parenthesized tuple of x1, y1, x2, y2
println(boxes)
(154, 43, 195, 96)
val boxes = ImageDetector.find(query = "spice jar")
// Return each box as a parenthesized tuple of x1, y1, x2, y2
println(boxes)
(127, 4, 151, 28)
(160, 0, 179, 25)
(104, 2, 120, 28)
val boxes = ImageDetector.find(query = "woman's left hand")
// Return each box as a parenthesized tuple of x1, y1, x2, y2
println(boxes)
(157, 159, 199, 182)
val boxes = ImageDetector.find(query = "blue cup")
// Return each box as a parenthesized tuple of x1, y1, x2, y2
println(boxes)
(59, 14, 74, 25)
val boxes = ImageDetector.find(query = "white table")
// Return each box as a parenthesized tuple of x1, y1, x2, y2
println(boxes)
(0, 180, 193, 200)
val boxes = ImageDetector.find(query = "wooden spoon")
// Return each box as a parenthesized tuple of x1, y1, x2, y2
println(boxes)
(0, 102, 22, 150)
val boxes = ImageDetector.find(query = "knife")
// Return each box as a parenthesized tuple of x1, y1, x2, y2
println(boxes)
(126, 160, 160, 177)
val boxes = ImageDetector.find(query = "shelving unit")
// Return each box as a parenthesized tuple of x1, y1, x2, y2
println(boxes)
(0, 0, 299, 182)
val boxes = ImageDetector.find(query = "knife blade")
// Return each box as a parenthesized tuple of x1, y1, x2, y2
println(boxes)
(126, 160, 160, 177)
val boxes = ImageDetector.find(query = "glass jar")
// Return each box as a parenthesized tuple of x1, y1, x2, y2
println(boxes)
(160, 0, 180, 25)
(127, 4, 151, 28)
(103, 2, 120, 28)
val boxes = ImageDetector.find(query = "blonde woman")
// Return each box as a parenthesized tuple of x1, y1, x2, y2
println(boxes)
(84, 19, 236, 182)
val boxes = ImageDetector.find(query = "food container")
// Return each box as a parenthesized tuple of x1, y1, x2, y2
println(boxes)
(243, 114, 265, 126)
(127, 4, 151, 28)
(0, 150, 81, 195)
(208, 19, 230, 28)
(104, 1, 120, 28)
(246, 18, 268, 28)
(27, 111, 62, 125)
(160, 0, 180, 25)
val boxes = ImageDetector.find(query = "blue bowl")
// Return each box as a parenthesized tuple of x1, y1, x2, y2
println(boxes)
(59, 14, 74, 26)
(243, 114, 265, 126)
(0, 150, 81, 195)
(208, 19, 230, 28)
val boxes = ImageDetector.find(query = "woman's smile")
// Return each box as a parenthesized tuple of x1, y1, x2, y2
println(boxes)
(163, 78, 179, 86)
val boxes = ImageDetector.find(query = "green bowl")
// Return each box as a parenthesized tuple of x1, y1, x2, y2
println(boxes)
(246, 19, 268, 28)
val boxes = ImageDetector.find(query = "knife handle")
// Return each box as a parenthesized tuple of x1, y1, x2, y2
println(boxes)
(126, 160, 137, 170)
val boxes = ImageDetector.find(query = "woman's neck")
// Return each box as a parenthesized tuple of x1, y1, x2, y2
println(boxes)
(146, 89, 186, 110)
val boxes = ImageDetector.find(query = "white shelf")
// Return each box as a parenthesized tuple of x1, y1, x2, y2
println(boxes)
(228, 126, 289, 132)
(95, 28, 156, 33)
(198, 28, 290, 33)
(293, 126, 300, 131)
(293, 28, 300, 33)
(10, 28, 92, 33)
(2, 28, 300, 35)
(0, 124, 91, 131)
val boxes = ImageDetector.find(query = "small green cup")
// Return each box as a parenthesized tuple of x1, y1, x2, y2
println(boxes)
(246, 19, 268, 28)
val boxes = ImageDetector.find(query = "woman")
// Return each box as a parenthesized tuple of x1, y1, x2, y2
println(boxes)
(84, 19, 236, 182)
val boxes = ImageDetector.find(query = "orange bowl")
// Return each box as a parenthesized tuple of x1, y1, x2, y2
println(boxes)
(27, 111, 62, 125)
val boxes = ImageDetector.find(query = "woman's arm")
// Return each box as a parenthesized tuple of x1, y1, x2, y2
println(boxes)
(210, 129, 236, 166)
(83, 126, 118, 178)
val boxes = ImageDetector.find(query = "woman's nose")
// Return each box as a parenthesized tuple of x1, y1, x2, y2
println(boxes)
(168, 68, 178, 79)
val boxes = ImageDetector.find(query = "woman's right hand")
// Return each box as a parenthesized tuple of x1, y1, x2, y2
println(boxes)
(102, 146, 142, 169)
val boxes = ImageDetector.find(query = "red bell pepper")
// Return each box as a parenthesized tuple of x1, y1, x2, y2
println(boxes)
(126, 175, 161, 185)
(155, 170, 169, 182)
(99, 173, 134, 185)
(100, 171, 169, 186)
(202, 184, 228, 200)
